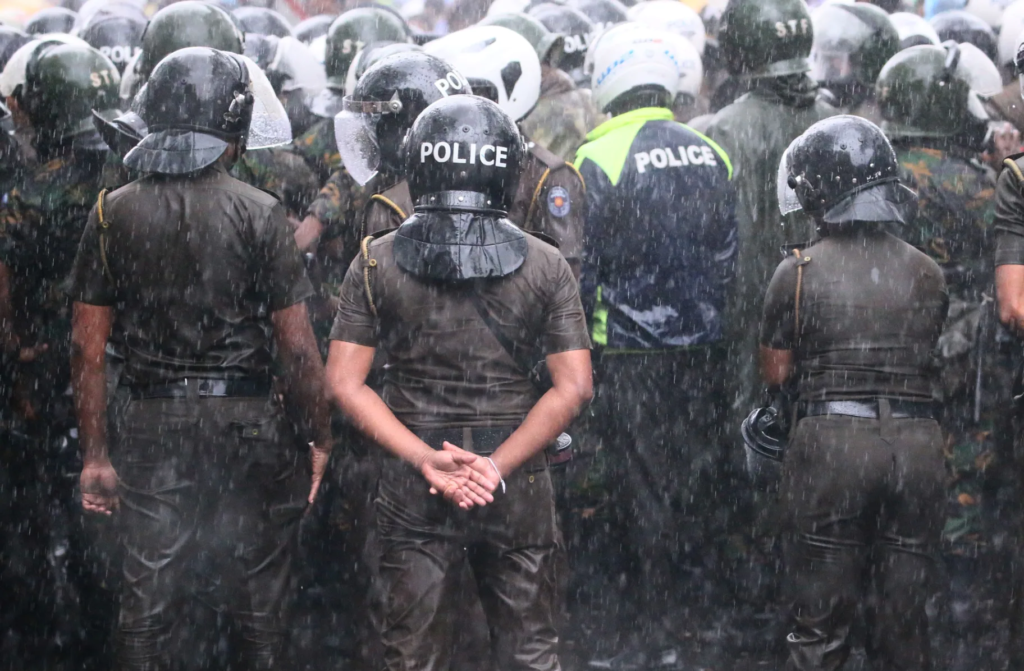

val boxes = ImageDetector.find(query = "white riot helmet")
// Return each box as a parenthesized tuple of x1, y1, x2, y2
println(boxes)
(424, 26, 541, 122)
(956, 41, 1003, 97)
(890, 12, 941, 50)
(589, 23, 680, 113)
(999, 1, 1024, 65)
(965, 0, 1018, 28)
(662, 31, 702, 105)
(627, 1, 705, 55)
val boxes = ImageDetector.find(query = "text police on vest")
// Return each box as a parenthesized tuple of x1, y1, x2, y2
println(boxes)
(634, 146, 718, 173)
(420, 142, 509, 167)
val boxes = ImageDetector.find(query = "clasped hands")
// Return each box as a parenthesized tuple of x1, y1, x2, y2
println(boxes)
(418, 441, 502, 510)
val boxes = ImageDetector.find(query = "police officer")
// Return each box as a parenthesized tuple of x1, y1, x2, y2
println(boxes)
(480, 12, 600, 162)
(326, 93, 592, 671)
(298, 7, 410, 182)
(425, 25, 586, 276)
(703, 0, 836, 531)
(0, 40, 121, 666)
(877, 50, 1013, 641)
(765, 115, 947, 671)
(808, 2, 899, 123)
(574, 24, 737, 659)
(528, 3, 595, 88)
(66, 47, 331, 669)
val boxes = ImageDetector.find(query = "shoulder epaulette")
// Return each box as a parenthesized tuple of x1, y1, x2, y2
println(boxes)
(1002, 153, 1024, 185)
(359, 229, 395, 318)
(529, 142, 566, 171)
(525, 229, 560, 249)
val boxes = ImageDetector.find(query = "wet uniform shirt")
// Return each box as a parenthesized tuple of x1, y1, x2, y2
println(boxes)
(294, 117, 341, 183)
(760, 231, 948, 402)
(330, 233, 590, 430)
(574, 106, 737, 349)
(992, 154, 1024, 266)
(67, 163, 313, 386)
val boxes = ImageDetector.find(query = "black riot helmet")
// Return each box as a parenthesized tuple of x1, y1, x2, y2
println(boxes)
(528, 4, 594, 81)
(564, 0, 628, 33)
(478, 12, 565, 67)
(25, 7, 77, 35)
(809, 2, 899, 108)
(295, 14, 335, 44)
(741, 405, 787, 488)
(232, 7, 294, 38)
(720, 0, 813, 78)
(136, 2, 244, 79)
(311, 7, 410, 119)
(21, 42, 120, 152)
(0, 26, 31, 72)
(92, 108, 147, 160)
(336, 50, 470, 185)
(930, 10, 997, 62)
(125, 47, 256, 175)
(324, 8, 410, 88)
(876, 43, 990, 148)
(78, 11, 146, 73)
(779, 115, 917, 226)
(395, 95, 529, 281)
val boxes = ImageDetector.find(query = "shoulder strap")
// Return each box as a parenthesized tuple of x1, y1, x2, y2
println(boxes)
(525, 167, 552, 228)
(360, 235, 379, 318)
(792, 248, 811, 347)
(1003, 157, 1024, 188)
(96, 189, 115, 285)
(361, 193, 408, 242)
(467, 285, 534, 377)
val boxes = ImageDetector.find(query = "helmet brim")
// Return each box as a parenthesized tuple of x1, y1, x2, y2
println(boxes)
(747, 56, 810, 79)
(308, 86, 347, 118)
(70, 108, 122, 151)
(124, 128, 229, 175)
(822, 181, 917, 225)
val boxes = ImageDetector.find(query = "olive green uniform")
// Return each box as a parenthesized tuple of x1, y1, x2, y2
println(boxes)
(521, 68, 604, 163)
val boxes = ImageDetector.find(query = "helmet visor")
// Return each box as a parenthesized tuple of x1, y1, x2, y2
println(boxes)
(334, 100, 386, 186)
(777, 143, 803, 217)
(0, 35, 86, 97)
(240, 54, 293, 149)
(809, 51, 855, 86)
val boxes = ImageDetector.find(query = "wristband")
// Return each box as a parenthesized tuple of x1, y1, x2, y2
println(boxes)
(486, 457, 506, 494)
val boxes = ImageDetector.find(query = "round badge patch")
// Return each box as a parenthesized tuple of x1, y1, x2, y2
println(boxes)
(547, 186, 571, 217)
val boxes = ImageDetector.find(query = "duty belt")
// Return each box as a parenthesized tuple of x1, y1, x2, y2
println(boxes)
(414, 426, 517, 454)
(125, 378, 271, 400)
(800, 399, 938, 421)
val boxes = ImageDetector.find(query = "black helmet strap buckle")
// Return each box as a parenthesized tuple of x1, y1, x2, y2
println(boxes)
(343, 91, 404, 116)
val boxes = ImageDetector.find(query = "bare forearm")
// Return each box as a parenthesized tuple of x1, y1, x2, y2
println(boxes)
(335, 383, 434, 468)
(760, 346, 794, 388)
(278, 340, 332, 447)
(997, 264, 1024, 331)
(490, 384, 588, 478)
(72, 350, 108, 464)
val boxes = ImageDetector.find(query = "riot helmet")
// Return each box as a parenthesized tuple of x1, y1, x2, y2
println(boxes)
(25, 7, 77, 35)
(956, 41, 1002, 97)
(18, 42, 120, 152)
(125, 47, 291, 174)
(741, 405, 787, 489)
(424, 26, 540, 121)
(876, 43, 990, 148)
(964, 0, 1018, 27)
(135, 2, 244, 80)
(478, 12, 565, 67)
(232, 7, 294, 38)
(627, 1, 705, 55)
(888, 12, 942, 51)
(295, 14, 335, 44)
(345, 41, 423, 96)
(527, 4, 594, 85)
(312, 7, 410, 118)
(335, 50, 470, 185)
(588, 23, 681, 113)
(78, 11, 145, 73)
(91, 108, 146, 159)
(930, 10, 998, 61)
(0, 26, 31, 72)
(1000, 1, 1024, 66)
(565, 0, 629, 33)
(244, 34, 326, 98)
(396, 95, 528, 281)
(778, 115, 916, 225)
(719, 0, 813, 78)
(809, 3, 899, 108)
(0, 34, 88, 100)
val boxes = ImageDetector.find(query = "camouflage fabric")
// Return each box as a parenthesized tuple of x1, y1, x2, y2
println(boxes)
(232, 145, 321, 219)
(0, 149, 107, 427)
(896, 146, 996, 293)
(521, 68, 604, 163)
(294, 118, 341, 184)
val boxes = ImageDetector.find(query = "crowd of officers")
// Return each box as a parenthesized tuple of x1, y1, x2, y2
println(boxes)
(6, 0, 1024, 669)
